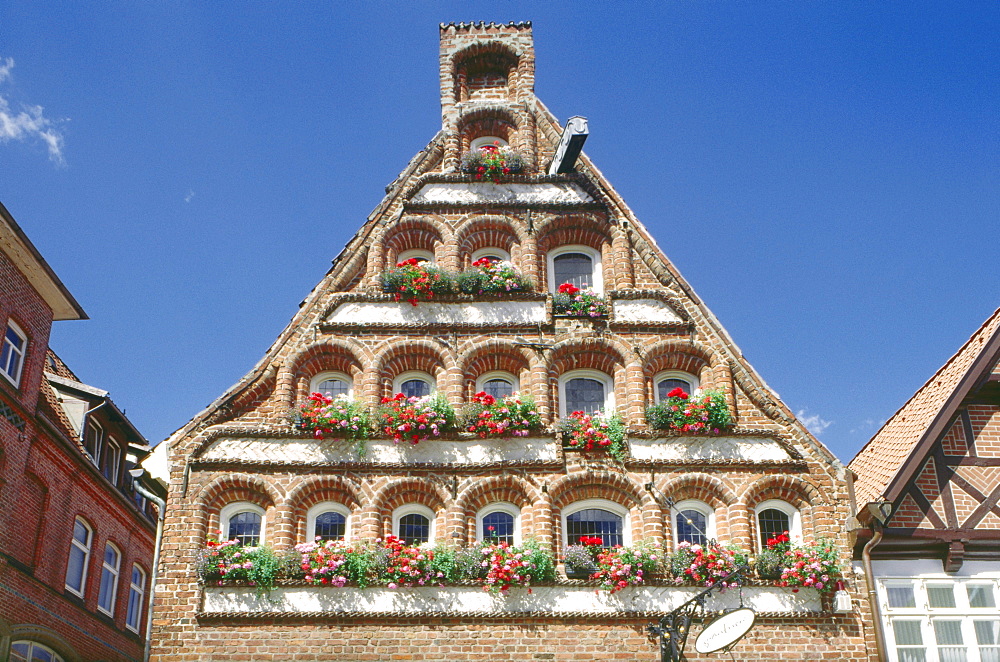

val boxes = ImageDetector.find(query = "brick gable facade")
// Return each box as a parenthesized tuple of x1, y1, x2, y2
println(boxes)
(152, 23, 870, 661)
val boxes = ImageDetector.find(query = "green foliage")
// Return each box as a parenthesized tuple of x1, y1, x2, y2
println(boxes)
(380, 259, 454, 305)
(457, 259, 532, 295)
(560, 410, 628, 462)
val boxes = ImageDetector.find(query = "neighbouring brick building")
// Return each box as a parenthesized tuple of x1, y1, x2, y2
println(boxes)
(849, 308, 1000, 662)
(0, 201, 160, 662)
(151, 22, 870, 660)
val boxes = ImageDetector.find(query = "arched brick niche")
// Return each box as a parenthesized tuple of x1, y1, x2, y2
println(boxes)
(459, 339, 533, 400)
(285, 475, 365, 544)
(374, 339, 456, 403)
(455, 215, 525, 268)
(381, 217, 447, 269)
(286, 341, 368, 406)
(451, 41, 521, 104)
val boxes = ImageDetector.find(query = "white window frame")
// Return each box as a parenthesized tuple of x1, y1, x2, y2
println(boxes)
(84, 419, 103, 465)
(220, 502, 266, 547)
(309, 371, 353, 398)
(547, 244, 603, 294)
(671, 499, 716, 547)
(471, 247, 511, 263)
(392, 371, 436, 398)
(475, 370, 519, 397)
(125, 563, 146, 633)
(561, 498, 630, 548)
(653, 371, 700, 403)
(476, 502, 521, 545)
(0, 319, 27, 387)
(10, 641, 66, 662)
(558, 369, 614, 418)
(65, 516, 92, 597)
(306, 502, 352, 542)
(103, 437, 121, 484)
(878, 577, 1000, 662)
(754, 499, 802, 548)
(97, 541, 121, 616)
(392, 504, 436, 545)
(397, 249, 435, 265)
(470, 136, 507, 151)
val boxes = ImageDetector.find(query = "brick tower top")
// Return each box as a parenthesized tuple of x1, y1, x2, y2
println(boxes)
(438, 21, 535, 121)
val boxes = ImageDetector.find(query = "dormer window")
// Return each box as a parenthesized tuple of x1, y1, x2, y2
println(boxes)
(0, 320, 27, 387)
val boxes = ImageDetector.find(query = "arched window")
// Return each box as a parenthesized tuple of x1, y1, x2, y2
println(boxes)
(548, 245, 603, 293)
(477, 503, 520, 545)
(307, 502, 351, 542)
(397, 249, 434, 264)
(471, 247, 511, 264)
(125, 564, 146, 633)
(310, 371, 352, 399)
(393, 371, 434, 399)
(672, 500, 715, 547)
(220, 502, 265, 547)
(654, 371, 699, 402)
(65, 516, 92, 597)
(755, 499, 802, 548)
(559, 370, 614, 417)
(97, 542, 121, 616)
(475, 371, 518, 399)
(470, 136, 508, 151)
(393, 505, 435, 545)
(10, 641, 65, 662)
(563, 499, 628, 548)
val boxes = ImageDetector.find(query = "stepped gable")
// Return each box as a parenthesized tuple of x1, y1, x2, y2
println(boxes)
(152, 23, 864, 662)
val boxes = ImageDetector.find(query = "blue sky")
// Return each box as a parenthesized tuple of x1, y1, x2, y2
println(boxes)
(1, 2, 997, 463)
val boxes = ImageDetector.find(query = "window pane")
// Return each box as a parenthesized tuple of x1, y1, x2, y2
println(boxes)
(314, 511, 346, 541)
(483, 378, 514, 399)
(398, 513, 429, 544)
(228, 511, 261, 546)
(657, 378, 692, 400)
(896, 651, 926, 662)
(482, 511, 515, 545)
(73, 520, 90, 544)
(400, 379, 430, 399)
(11, 642, 30, 662)
(968, 584, 996, 608)
(887, 585, 917, 609)
(564, 377, 605, 415)
(66, 545, 86, 592)
(98, 567, 116, 611)
(553, 253, 593, 290)
(566, 508, 623, 548)
(32, 648, 54, 662)
(976, 620, 1000, 645)
(757, 508, 790, 547)
(676, 509, 707, 545)
(104, 544, 119, 566)
(928, 585, 957, 608)
(127, 585, 143, 629)
(893, 620, 924, 646)
(934, 618, 968, 662)
(317, 379, 349, 398)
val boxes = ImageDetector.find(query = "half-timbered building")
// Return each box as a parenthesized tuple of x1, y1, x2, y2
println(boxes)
(850, 307, 1000, 662)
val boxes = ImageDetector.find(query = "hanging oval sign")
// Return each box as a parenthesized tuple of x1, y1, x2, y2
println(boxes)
(694, 608, 756, 654)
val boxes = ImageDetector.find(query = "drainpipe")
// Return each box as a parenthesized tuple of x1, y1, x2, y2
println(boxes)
(130, 469, 166, 662)
(79, 399, 108, 445)
(862, 522, 887, 662)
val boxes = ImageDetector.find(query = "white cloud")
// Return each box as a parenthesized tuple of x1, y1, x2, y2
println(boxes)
(184, 189, 195, 203)
(797, 409, 833, 436)
(0, 58, 66, 165)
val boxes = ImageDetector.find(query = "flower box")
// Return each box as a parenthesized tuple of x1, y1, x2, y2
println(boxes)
(377, 393, 455, 444)
(460, 391, 542, 438)
(457, 258, 532, 295)
(459, 143, 524, 183)
(380, 259, 454, 306)
(646, 388, 732, 434)
(559, 410, 627, 461)
(552, 283, 610, 317)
